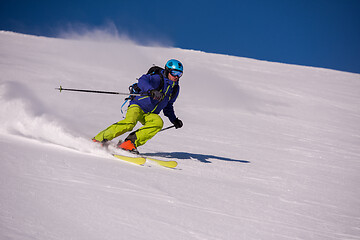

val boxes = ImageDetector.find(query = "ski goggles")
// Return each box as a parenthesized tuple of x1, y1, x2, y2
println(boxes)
(170, 70, 183, 78)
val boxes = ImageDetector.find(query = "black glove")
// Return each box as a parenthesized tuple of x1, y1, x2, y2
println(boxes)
(150, 90, 164, 101)
(172, 118, 183, 129)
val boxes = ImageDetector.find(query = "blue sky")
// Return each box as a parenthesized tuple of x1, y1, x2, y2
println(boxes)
(1, 0, 360, 73)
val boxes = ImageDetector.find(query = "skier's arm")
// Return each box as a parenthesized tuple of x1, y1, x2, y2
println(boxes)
(163, 102, 177, 123)
(163, 86, 180, 123)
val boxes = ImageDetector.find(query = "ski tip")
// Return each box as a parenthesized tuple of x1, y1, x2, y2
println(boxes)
(146, 158, 178, 168)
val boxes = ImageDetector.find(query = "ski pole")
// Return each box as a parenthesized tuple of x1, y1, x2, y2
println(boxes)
(159, 125, 175, 132)
(55, 86, 144, 96)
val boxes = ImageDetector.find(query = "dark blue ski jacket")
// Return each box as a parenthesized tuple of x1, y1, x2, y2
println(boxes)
(129, 71, 179, 123)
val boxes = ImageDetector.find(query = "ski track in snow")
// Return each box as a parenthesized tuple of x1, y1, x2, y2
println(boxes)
(0, 31, 360, 240)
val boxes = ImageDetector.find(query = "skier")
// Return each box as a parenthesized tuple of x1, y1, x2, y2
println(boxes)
(92, 59, 184, 153)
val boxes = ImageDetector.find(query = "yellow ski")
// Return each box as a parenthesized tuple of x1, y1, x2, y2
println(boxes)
(112, 153, 178, 168)
(146, 157, 178, 168)
(113, 154, 146, 165)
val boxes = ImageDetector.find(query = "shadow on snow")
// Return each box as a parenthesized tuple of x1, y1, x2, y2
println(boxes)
(143, 152, 250, 164)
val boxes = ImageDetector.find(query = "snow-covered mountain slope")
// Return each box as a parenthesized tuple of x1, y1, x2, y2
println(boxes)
(0, 31, 359, 240)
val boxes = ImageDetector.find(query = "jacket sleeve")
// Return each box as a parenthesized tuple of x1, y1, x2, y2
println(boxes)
(163, 86, 180, 123)
(163, 103, 176, 123)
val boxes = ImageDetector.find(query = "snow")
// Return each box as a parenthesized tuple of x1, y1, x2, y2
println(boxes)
(0, 30, 360, 240)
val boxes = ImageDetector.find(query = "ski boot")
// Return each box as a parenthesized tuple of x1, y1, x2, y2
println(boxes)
(117, 139, 139, 154)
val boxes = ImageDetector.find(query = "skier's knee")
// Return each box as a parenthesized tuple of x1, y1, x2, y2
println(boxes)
(154, 117, 164, 130)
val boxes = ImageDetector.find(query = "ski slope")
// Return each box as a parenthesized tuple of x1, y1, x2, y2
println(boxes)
(0, 31, 359, 240)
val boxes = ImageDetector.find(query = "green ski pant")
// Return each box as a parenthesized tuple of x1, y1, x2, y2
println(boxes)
(93, 105, 163, 147)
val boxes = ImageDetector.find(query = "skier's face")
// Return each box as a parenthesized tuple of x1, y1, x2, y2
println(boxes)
(168, 73, 179, 82)
(168, 72, 179, 82)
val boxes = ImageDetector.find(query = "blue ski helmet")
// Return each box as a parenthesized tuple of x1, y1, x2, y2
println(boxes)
(165, 59, 183, 73)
